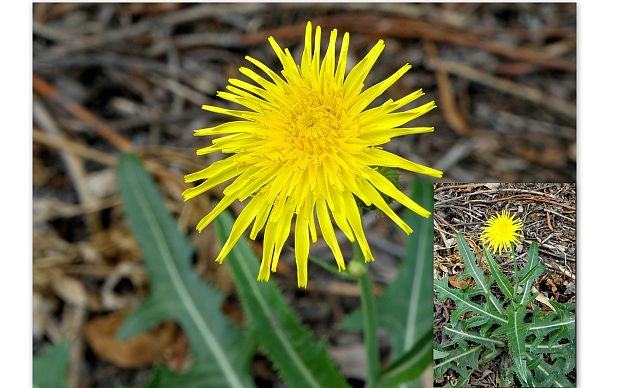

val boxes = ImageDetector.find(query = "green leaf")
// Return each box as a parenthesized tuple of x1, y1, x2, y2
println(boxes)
(33, 341, 70, 388)
(433, 343, 482, 384)
(483, 248, 514, 300)
(433, 349, 450, 360)
(341, 178, 434, 386)
(518, 265, 545, 290)
(456, 233, 503, 314)
(116, 153, 254, 388)
(434, 233, 575, 386)
(493, 304, 529, 386)
(529, 317, 576, 332)
(215, 211, 349, 388)
(443, 326, 505, 348)
(527, 353, 573, 387)
(146, 361, 239, 388)
(435, 277, 507, 324)
(518, 242, 541, 304)
(526, 342, 573, 354)
(380, 329, 433, 387)
(479, 348, 502, 364)
(527, 305, 576, 367)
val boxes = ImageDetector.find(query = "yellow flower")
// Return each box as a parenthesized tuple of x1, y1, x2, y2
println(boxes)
(481, 210, 524, 255)
(183, 22, 442, 287)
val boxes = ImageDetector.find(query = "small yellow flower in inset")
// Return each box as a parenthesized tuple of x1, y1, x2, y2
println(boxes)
(184, 21, 443, 287)
(481, 210, 524, 255)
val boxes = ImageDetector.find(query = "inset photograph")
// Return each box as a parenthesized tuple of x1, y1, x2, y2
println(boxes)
(433, 183, 576, 387)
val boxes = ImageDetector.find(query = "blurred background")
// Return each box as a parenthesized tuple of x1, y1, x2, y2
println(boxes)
(32, 3, 576, 387)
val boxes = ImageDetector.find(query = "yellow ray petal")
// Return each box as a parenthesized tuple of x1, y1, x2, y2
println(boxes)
(194, 121, 258, 136)
(342, 191, 374, 262)
(182, 167, 242, 201)
(294, 214, 310, 288)
(301, 21, 313, 73)
(196, 194, 238, 232)
(245, 55, 286, 87)
(267, 37, 300, 83)
(391, 88, 426, 111)
(307, 200, 318, 243)
(238, 67, 278, 92)
(215, 91, 263, 112)
(320, 29, 338, 83)
(362, 148, 443, 178)
(270, 199, 296, 272)
(362, 166, 431, 218)
(316, 198, 346, 270)
(365, 101, 436, 129)
(184, 156, 239, 182)
(309, 25, 322, 86)
(335, 32, 349, 84)
(202, 104, 257, 120)
(357, 178, 413, 234)
(258, 211, 278, 281)
(215, 198, 261, 262)
(249, 195, 272, 240)
(343, 40, 385, 98)
(326, 186, 355, 242)
(349, 64, 411, 114)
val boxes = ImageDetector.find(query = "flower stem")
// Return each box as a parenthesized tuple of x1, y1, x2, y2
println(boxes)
(353, 241, 380, 388)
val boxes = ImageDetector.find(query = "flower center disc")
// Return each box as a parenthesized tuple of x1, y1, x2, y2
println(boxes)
(266, 84, 358, 166)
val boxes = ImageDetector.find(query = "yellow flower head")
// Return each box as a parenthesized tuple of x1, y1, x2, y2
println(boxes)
(184, 22, 443, 287)
(481, 210, 524, 255)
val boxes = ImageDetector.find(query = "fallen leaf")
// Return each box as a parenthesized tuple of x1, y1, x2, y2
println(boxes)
(50, 271, 88, 307)
(449, 274, 474, 289)
(531, 286, 556, 312)
(83, 310, 180, 368)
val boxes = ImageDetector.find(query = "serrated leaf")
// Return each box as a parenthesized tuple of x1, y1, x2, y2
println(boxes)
(443, 326, 505, 348)
(341, 178, 434, 385)
(479, 348, 502, 364)
(116, 153, 254, 388)
(33, 341, 70, 388)
(433, 349, 450, 360)
(456, 233, 503, 314)
(527, 353, 573, 387)
(526, 342, 573, 354)
(215, 211, 349, 388)
(433, 344, 482, 383)
(518, 242, 541, 304)
(528, 303, 575, 342)
(529, 317, 576, 332)
(380, 329, 433, 387)
(483, 248, 514, 300)
(528, 307, 576, 360)
(518, 264, 545, 289)
(493, 304, 529, 386)
(435, 236, 574, 387)
(435, 277, 507, 324)
(146, 360, 239, 388)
